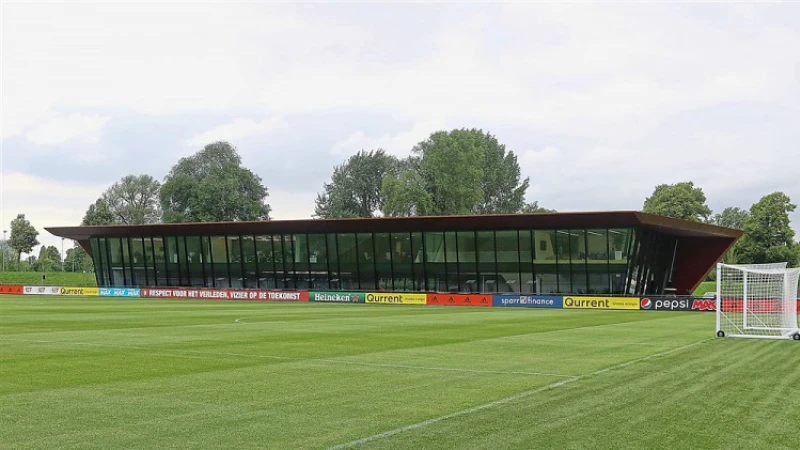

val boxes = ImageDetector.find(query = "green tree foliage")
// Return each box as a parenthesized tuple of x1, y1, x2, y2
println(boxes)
(521, 201, 556, 214)
(319, 129, 534, 218)
(381, 160, 434, 217)
(314, 149, 398, 219)
(476, 134, 530, 214)
(103, 174, 162, 224)
(33, 245, 60, 272)
(64, 244, 94, 272)
(711, 206, 750, 265)
(160, 141, 271, 222)
(412, 129, 486, 215)
(642, 181, 712, 222)
(384, 128, 531, 216)
(736, 192, 799, 266)
(82, 198, 116, 225)
(712, 207, 749, 230)
(9, 214, 39, 262)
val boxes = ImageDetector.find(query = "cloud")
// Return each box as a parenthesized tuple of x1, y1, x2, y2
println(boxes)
(184, 116, 288, 148)
(330, 121, 446, 157)
(1, 172, 107, 256)
(2, 2, 799, 235)
(24, 114, 110, 146)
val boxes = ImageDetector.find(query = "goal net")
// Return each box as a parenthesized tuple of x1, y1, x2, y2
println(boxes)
(716, 263, 800, 340)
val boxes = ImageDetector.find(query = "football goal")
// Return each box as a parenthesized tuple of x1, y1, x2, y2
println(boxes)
(716, 262, 800, 340)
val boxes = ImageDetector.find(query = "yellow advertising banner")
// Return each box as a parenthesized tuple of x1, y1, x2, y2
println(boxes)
(563, 296, 640, 310)
(365, 293, 427, 305)
(59, 287, 99, 296)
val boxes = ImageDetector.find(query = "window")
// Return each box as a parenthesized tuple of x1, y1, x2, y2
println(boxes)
(586, 229, 610, 294)
(444, 231, 458, 292)
(411, 232, 424, 291)
(476, 231, 496, 292)
(294, 234, 310, 289)
(242, 235, 257, 288)
(185, 236, 205, 287)
(609, 228, 633, 294)
(518, 230, 534, 294)
(337, 233, 357, 290)
(308, 234, 328, 289)
(281, 234, 296, 289)
(495, 230, 520, 292)
(327, 234, 340, 290)
(227, 236, 243, 288)
(357, 233, 376, 291)
(457, 231, 476, 292)
(391, 232, 413, 291)
(152, 237, 167, 286)
(130, 238, 146, 286)
(534, 230, 557, 293)
(570, 230, 588, 294)
(143, 237, 156, 286)
(255, 235, 275, 289)
(165, 237, 181, 286)
(424, 232, 445, 292)
(209, 236, 229, 287)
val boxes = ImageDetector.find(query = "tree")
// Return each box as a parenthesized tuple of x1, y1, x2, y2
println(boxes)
(521, 201, 556, 214)
(160, 141, 271, 222)
(475, 134, 530, 214)
(711, 207, 748, 230)
(384, 128, 530, 216)
(320, 129, 531, 218)
(64, 244, 93, 272)
(381, 162, 434, 217)
(642, 181, 712, 222)
(411, 129, 486, 215)
(314, 149, 398, 219)
(33, 245, 60, 272)
(710, 207, 749, 265)
(9, 214, 39, 262)
(82, 198, 116, 225)
(103, 175, 162, 224)
(736, 192, 799, 266)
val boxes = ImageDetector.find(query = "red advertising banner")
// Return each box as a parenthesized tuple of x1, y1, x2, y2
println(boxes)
(427, 293, 492, 307)
(139, 288, 308, 302)
(0, 285, 24, 294)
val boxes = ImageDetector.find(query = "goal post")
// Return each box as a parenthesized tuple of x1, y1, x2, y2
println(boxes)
(716, 262, 800, 340)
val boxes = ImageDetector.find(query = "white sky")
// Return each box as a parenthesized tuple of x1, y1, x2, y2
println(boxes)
(2, 2, 799, 256)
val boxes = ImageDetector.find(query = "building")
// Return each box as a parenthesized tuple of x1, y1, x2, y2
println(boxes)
(47, 211, 741, 296)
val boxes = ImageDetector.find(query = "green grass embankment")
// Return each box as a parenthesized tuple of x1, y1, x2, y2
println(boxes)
(0, 271, 97, 287)
(693, 281, 715, 296)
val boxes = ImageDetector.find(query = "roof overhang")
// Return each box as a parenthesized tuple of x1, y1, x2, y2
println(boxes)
(47, 211, 742, 241)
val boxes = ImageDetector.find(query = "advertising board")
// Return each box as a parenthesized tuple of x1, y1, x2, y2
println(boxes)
(309, 292, 365, 303)
(563, 296, 640, 310)
(690, 298, 716, 311)
(493, 294, 563, 308)
(640, 296, 693, 311)
(23, 286, 61, 296)
(0, 285, 23, 295)
(59, 287, 99, 296)
(140, 288, 308, 301)
(364, 292, 427, 305)
(427, 294, 492, 307)
(99, 288, 142, 297)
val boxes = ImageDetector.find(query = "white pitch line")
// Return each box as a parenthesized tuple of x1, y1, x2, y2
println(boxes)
(0, 337, 572, 378)
(326, 337, 714, 450)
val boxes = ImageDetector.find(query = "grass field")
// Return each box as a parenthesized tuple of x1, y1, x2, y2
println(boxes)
(1, 296, 798, 449)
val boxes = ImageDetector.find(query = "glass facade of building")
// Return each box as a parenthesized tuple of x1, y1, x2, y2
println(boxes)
(88, 226, 680, 295)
